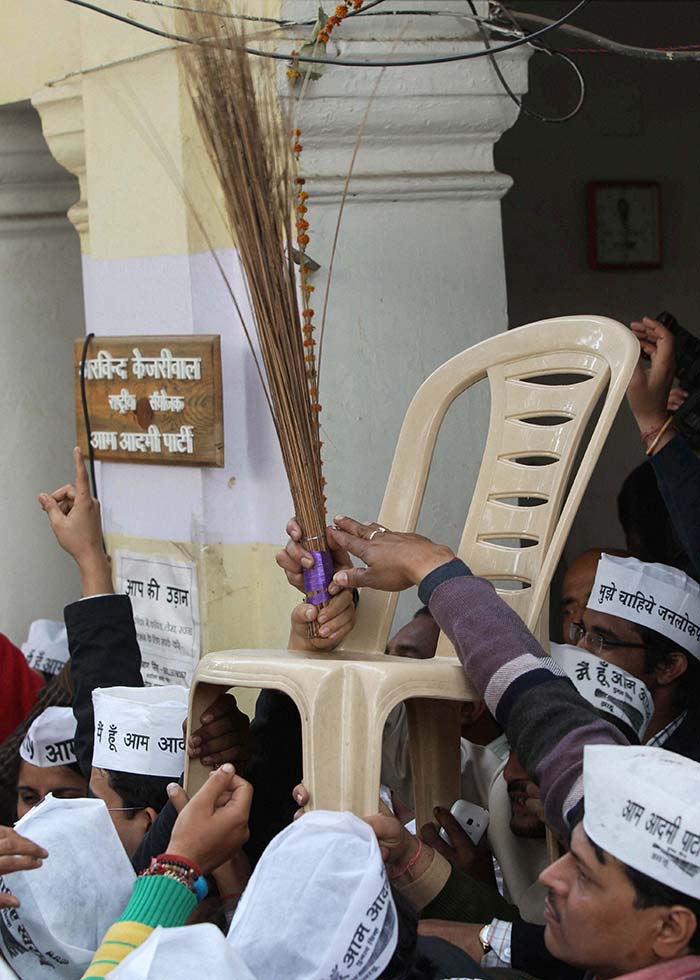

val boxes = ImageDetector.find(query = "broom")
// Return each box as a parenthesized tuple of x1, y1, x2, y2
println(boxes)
(182, 8, 332, 628)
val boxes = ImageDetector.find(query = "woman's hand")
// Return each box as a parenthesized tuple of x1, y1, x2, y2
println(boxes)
(167, 764, 253, 874)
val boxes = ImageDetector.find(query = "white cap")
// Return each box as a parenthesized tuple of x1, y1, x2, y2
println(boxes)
(110, 925, 256, 980)
(19, 707, 77, 769)
(227, 810, 398, 980)
(21, 619, 69, 676)
(550, 643, 654, 741)
(584, 744, 700, 899)
(0, 796, 135, 977)
(588, 554, 700, 660)
(91, 685, 188, 778)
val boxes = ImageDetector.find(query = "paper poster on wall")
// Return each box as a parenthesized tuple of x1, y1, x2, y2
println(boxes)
(114, 551, 200, 687)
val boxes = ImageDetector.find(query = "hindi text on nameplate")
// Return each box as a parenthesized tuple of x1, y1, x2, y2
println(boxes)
(73, 335, 223, 466)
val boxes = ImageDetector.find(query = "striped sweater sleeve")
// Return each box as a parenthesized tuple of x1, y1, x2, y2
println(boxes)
(82, 874, 197, 978)
(419, 562, 629, 838)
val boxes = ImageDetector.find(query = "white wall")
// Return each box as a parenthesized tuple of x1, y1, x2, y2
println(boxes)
(496, 0, 700, 564)
(0, 104, 83, 644)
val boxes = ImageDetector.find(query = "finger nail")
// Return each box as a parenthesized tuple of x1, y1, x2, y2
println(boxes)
(190, 746, 201, 756)
(190, 735, 202, 746)
(220, 762, 234, 773)
(302, 557, 314, 568)
(305, 607, 315, 621)
(40, 848, 48, 858)
(201, 714, 213, 724)
(294, 790, 303, 803)
(202, 757, 212, 765)
(166, 783, 179, 797)
(319, 626, 330, 637)
(334, 514, 345, 523)
(328, 583, 339, 595)
(335, 571, 348, 586)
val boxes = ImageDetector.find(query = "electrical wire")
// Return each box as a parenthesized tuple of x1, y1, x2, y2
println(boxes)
(502, 8, 700, 61)
(63, 0, 591, 69)
(125, 0, 386, 25)
(467, 0, 585, 122)
(79, 333, 99, 501)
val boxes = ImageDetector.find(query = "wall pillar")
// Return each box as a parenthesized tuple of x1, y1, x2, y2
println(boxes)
(0, 103, 83, 642)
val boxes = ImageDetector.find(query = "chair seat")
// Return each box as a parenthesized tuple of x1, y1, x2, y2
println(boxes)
(187, 649, 476, 816)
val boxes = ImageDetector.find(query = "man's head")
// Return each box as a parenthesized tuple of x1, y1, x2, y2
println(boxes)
(386, 608, 439, 660)
(503, 750, 545, 839)
(89, 766, 169, 856)
(540, 821, 698, 978)
(540, 744, 700, 978)
(91, 684, 189, 854)
(560, 548, 627, 643)
(574, 554, 700, 727)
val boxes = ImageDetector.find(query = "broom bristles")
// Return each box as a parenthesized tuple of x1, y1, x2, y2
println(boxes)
(182, 9, 329, 571)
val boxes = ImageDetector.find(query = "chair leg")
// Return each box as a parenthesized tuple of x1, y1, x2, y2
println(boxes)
(301, 670, 384, 816)
(406, 698, 462, 832)
(184, 680, 226, 797)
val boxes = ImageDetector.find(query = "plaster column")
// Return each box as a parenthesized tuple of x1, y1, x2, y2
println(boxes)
(280, 0, 529, 623)
(0, 103, 83, 643)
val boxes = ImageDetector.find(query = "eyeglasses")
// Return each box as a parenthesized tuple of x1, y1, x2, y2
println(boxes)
(568, 621, 647, 658)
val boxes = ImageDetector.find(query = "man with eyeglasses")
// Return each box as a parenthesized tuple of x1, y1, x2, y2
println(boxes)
(568, 552, 700, 762)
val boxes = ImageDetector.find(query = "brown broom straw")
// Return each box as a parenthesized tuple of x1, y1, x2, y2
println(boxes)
(182, 9, 332, 628)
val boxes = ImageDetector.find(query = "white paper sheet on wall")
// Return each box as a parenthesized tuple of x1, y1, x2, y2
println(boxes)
(114, 551, 200, 687)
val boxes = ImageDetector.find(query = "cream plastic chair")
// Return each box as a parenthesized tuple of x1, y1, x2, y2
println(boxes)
(186, 316, 639, 828)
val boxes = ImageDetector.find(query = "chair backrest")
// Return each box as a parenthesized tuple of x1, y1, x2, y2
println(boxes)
(343, 316, 639, 657)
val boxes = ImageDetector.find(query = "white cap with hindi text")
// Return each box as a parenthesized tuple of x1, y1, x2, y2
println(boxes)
(19, 707, 77, 769)
(21, 619, 69, 676)
(587, 554, 700, 660)
(584, 744, 700, 899)
(550, 643, 654, 741)
(91, 685, 188, 778)
(228, 810, 399, 980)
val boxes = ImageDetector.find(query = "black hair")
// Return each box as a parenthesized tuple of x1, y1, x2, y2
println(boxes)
(106, 770, 171, 818)
(589, 836, 700, 953)
(637, 623, 700, 711)
(412, 607, 434, 621)
(618, 463, 689, 568)
(380, 888, 437, 980)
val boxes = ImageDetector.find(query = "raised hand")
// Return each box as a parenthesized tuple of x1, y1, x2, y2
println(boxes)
(328, 517, 455, 593)
(0, 827, 48, 909)
(38, 447, 112, 595)
(627, 317, 677, 453)
(166, 764, 253, 874)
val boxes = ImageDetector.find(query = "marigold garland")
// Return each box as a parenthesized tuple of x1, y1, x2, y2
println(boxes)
(287, 1, 365, 83)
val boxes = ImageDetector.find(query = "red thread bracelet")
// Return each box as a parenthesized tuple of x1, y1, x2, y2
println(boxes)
(388, 838, 423, 880)
(157, 853, 203, 878)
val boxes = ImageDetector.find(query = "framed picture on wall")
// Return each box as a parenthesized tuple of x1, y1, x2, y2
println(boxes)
(587, 181, 662, 269)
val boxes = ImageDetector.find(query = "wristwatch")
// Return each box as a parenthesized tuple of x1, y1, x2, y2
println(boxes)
(478, 923, 492, 954)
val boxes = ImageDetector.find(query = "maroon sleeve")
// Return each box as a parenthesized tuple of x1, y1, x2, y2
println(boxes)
(0, 633, 44, 743)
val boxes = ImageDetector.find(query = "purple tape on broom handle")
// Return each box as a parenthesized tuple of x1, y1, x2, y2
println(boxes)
(303, 551, 335, 606)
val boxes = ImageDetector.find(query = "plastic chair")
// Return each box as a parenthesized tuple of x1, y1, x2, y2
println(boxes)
(186, 316, 639, 827)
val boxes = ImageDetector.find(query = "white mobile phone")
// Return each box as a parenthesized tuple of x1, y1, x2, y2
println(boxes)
(439, 799, 489, 847)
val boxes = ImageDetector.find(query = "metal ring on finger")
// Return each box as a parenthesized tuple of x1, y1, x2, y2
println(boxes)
(368, 526, 387, 541)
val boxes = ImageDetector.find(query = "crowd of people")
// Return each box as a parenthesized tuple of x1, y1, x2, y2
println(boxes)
(1, 315, 700, 980)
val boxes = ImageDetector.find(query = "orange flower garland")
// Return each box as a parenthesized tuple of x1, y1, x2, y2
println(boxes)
(287, 1, 365, 82)
(292, 137, 326, 510)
